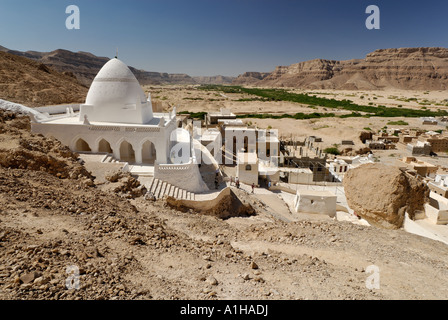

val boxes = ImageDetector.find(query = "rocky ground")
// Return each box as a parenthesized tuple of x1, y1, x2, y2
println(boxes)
(1, 111, 448, 300)
(0, 51, 87, 107)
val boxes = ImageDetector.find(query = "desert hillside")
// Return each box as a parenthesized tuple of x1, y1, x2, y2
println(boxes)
(234, 47, 448, 90)
(0, 46, 234, 86)
(0, 51, 88, 107)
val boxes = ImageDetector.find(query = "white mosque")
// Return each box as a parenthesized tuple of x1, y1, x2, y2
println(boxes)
(31, 58, 208, 193)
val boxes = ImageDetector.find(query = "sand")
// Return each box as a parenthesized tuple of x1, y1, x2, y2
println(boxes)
(143, 85, 447, 151)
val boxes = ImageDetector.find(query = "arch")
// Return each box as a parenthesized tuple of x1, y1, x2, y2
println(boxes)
(75, 138, 91, 152)
(98, 138, 113, 153)
(119, 140, 136, 163)
(142, 140, 157, 164)
(245, 164, 252, 171)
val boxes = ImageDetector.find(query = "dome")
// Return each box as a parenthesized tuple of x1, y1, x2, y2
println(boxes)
(80, 58, 153, 124)
(94, 58, 137, 81)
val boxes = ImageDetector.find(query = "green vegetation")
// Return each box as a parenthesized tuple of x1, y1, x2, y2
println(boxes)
(387, 120, 409, 126)
(363, 127, 372, 131)
(198, 85, 448, 119)
(236, 112, 336, 120)
(234, 97, 271, 102)
(313, 125, 330, 130)
(178, 111, 207, 119)
(183, 97, 204, 101)
(324, 147, 341, 156)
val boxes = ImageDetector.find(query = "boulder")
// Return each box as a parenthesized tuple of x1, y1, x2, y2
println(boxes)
(359, 131, 373, 144)
(343, 163, 429, 229)
(20, 271, 42, 284)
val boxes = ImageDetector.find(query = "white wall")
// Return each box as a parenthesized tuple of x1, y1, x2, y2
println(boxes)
(425, 192, 448, 225)
(237, 162, 258, 185)
(288, 171, 313, 184)
(31, 117, 176, 165)
(155, 162, 209, 193)
(294, 190, 337, 217)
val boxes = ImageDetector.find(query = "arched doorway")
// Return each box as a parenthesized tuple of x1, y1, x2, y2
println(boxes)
(98, 139, 113, 153)
(142, 140, 157, 164)
(244, 136, 249, 153)
(119, 141, 135, 163)
(75, 138, 91, 152)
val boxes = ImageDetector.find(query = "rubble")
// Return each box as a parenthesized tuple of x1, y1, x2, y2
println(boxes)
(166, 188, 255, 219)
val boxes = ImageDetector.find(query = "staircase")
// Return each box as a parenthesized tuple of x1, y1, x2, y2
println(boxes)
(101, 154, 120, 164)
(146, 178, 195, 200)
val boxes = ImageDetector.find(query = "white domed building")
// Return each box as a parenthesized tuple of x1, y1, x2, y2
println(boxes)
(31, 58, 208, 194)
(80, 58, 153, 124)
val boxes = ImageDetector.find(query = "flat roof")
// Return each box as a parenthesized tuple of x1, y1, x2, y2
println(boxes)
(38, 112, 171, 127)
(218, 119, 244, 125)
(278, 168, 313, 173)
(298, 190, 336, 197)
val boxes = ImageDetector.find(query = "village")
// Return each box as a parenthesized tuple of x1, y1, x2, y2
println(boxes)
(25, 57, 448, 247)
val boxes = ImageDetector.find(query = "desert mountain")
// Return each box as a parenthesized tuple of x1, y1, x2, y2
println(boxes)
(233, 47, 448, 90)
(232, 72, 271, 85)
(192, 75, 235, 85)
(0, 46, 234, 86)
(0, 51, 88, 107)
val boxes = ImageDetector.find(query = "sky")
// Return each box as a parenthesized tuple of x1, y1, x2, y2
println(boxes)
(0, 0, 447, 76)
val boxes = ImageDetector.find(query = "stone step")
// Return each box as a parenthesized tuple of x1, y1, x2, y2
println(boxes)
(144, 178, 195, 201)
(147, 178, 156, 193)
(150, 179, 159, 194)
(160, 182, 167, 199)
(165, 184, 171, 197)
(154, 181, 163, 199)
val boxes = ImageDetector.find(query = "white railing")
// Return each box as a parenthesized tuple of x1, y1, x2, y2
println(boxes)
(89, 125, 121, 131)
(89, 125, 163, 133)
(156, 162, 195, 171)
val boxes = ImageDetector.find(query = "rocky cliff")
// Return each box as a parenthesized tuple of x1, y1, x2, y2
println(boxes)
(232, 72, 270, 85)
(192, 75, 235, 85)
(234, 47, 448, 90)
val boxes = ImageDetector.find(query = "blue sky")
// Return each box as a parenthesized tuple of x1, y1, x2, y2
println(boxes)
(0, 0, 447, 76)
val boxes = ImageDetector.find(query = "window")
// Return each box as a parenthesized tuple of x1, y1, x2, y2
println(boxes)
(245, 165, 252, 171)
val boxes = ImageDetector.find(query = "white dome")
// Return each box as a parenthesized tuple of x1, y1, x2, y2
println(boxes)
(80, 58, 153, 124)
(94, 58, 136, 80)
